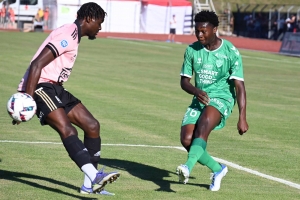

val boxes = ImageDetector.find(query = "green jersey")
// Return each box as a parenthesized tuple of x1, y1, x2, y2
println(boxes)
(180, 39, 244, 102)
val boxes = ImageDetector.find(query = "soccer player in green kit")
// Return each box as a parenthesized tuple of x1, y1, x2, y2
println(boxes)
(176, 10, 249, 191)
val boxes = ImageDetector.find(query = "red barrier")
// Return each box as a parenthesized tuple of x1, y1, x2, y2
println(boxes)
(97, 32, 282, 53)
(0, 28, 282, 53)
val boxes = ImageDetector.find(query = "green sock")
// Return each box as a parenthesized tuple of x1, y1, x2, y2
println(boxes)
(185, 138, 206, 173)
(198, 150, 222, 173)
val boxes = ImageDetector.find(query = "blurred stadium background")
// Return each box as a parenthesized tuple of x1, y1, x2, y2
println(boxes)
(0, 1, 299, 37)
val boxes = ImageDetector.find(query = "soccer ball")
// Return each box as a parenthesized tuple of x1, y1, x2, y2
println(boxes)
(7, 92, 37, 122)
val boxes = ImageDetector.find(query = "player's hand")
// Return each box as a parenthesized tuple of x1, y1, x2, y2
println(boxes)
(237, 119, 248, 135)
(12, 120, 21, 125)
(194, 89, 210, 105)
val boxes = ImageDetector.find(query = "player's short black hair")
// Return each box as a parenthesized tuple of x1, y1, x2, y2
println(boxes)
(77, 2, 107, 21)
(194, 10, 219, 27)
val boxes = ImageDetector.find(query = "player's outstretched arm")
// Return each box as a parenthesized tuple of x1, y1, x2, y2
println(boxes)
(13, 47, 54, 126)
(234, 79, 249, 135)
(25, 47, 55, 97)
(180, 76, 209, 105)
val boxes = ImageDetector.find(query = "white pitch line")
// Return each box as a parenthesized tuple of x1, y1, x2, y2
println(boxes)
(1, 140, 299, 190)
(213, 157, 300, 190)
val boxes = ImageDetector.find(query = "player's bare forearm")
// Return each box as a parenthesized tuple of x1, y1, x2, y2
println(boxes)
(235, 80, 247, 120)
(180, 76, 209, 105)
(25, 62, 41, 97)
(180, 76, 197, 95)
(234, 80, 249, 134)
(25, 47, 55, 97)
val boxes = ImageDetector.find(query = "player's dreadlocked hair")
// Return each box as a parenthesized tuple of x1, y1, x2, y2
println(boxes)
(194, 10, 219, 27)
(77, 2, 107, 21)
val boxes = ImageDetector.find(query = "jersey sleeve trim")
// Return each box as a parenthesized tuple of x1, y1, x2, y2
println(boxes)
(46, 43, 59, 58)
(180, 73, 192, 78)
(229, 76, 244, 81)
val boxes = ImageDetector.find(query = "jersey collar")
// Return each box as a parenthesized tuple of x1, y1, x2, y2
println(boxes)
(203, 39, 223, 52)
(74, 19, 82, 44)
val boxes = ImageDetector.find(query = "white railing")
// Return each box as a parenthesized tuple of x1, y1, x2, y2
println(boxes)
(193, 0, 216, 13)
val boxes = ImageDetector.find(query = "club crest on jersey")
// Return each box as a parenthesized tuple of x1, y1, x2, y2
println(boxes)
(60, 40, 68, 48)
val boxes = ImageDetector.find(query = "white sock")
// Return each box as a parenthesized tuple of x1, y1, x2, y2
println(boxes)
(83, 174, 92, 188)
(81, 164, 98, 182)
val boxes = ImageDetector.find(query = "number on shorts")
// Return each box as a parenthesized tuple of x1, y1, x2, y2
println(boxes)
(185, 108, 198, 117)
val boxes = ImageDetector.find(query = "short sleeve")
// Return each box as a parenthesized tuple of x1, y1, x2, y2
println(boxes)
(45, 26, 77, 58)
(180, 46, 193, 78)
(229, 46, 244, 81)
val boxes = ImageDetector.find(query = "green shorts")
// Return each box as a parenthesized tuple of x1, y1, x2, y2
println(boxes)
(181, 97, 234, 130)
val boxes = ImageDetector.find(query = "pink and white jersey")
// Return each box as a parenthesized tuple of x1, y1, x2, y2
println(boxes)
(18, 20, 81, 91)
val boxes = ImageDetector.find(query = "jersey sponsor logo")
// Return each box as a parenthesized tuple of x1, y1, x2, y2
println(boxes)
(196, 69, 218, 76)
(60, 40, 68, 48)
(203, 63, 213, 69)
(57, 67, 72, 83)
(196, 69, 218, 84)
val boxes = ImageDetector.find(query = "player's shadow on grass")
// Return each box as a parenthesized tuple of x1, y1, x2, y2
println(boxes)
(100, 158, 209, 192)
(0, 169, 96, 200)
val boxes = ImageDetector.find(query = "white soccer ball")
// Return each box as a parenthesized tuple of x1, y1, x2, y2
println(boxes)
(7, 92, 37, 122)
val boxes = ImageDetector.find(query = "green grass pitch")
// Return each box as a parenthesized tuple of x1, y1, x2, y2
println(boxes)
(0, 32, 300, 199)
